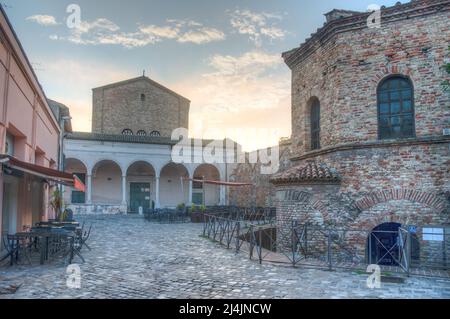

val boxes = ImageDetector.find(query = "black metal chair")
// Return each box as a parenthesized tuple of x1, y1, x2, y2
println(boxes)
(1, 234, 32, 266)
(79, 224, 92, 251)
(65, 209, 74, 222)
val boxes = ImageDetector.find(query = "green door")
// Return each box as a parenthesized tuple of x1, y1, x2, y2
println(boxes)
(129, 183, 151, 214)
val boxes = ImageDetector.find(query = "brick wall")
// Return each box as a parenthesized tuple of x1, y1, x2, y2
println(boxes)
(273, 1, 450, 263)
(92, 77, 190, 137)
(288, 3, 449, 157)
(229, 141, 292, 207)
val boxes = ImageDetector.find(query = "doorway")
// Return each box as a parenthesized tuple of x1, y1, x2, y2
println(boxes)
(368, 222, 402, 266)
(1, 176, 18, 253)
(129, 183, 151, 214)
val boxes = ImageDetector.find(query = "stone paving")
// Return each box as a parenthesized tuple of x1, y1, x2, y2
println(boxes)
(1, 215, 449, 299)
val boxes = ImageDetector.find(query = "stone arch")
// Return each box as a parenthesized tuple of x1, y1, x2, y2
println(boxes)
(277, 189, 329, 223)
(281, 189, 330, 217)
(91, 160, 123, 204)
(91, 158, 124, 176)
(64, 158, 88, 205)
(192, 164, 222, 206)
(126, 161, 157, 213)
(281, 189, 312, 203)
(65, 157, 89, 173)
(159, 162, 190, 208)
(125, 160, 156, 175)
(372, 64, 415, 89)
(354, 188, 447, 213)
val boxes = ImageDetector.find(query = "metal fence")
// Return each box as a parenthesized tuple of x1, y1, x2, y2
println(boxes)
(202, 215, 450, 278)
(144, 209, 190, 224)
(145, 206, 276, 224)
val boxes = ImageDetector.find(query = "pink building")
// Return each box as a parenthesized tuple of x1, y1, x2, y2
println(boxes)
(0, 6, 75, 255)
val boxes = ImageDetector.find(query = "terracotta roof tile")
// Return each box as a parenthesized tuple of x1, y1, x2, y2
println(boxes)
(270, 161, 340, 185)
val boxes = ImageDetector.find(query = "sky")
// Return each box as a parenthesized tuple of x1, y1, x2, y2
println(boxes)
(4, 0, 402, 151)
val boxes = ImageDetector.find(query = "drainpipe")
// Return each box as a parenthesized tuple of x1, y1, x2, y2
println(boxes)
(58, 116, 72, 192)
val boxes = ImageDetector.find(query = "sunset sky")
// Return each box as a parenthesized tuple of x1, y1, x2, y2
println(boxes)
(5, 0, 402, 151)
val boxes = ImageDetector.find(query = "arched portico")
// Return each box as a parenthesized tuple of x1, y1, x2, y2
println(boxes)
(192, 164, 222, 206)
(64, 158, 89, 204)
(91, 160, 123, 205)
(159, 163, 189, 208)
(126, 161, 156, 213)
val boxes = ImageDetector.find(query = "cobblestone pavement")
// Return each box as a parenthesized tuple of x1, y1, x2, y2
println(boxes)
(1, 215, 449, 299)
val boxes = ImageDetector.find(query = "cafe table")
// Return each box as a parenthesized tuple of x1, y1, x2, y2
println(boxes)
(13, 229, 76, 265)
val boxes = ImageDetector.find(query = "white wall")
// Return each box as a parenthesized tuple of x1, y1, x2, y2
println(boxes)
(64, 138, 235, 209)
(160, 164, 189, 207)
(92, 162, 122, 204)
(194, 164, 220, 206)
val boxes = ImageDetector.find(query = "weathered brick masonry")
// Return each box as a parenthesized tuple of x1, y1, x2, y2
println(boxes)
(92, 76, 190, 137)
(228, 139, 292, 207)
(270, 0, 450, 261)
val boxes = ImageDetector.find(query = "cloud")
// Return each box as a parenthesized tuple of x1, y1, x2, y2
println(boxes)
(26, 15, 59, 26)
(34, 59, 134, 132)
(177, 27, 225, 44)
(52, 17, 224, 48)
(229, 10, 286, 46)
(171, 50, 290, 150)
(139, 25, 179, 39)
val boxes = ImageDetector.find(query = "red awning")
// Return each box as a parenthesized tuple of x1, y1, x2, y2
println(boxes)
(184, 178, 253, 187)
(0, 155, 84, 190)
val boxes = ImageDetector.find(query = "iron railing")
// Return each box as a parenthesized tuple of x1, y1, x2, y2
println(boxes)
(202, 215, 450, 278)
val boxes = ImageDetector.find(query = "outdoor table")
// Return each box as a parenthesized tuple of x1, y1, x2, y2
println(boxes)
(37, 221, 80, 227)
(14, 229, 76, 265)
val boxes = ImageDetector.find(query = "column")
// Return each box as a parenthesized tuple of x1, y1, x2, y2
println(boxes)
(219, 185, 226, 206)
(121, 174, 127, 206)
(155, 176, 160, 209)
(86, 174, 92, 204)
(188, 178, 193, 206)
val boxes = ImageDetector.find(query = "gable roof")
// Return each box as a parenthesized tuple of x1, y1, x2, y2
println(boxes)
(92, 75, 190, 102)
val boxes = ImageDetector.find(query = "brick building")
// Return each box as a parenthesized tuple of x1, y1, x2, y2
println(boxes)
(92, 76, 190, 138)
(271, 0, 449, 265)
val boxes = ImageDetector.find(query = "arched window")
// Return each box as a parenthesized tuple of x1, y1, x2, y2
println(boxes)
(136, 130, 147, 136)
(140, 94, 146, 102)
(122, 129, 133, 136)
(310, 99, 321, 150)
(378, 76, 415, 140)
(149, 131, 161, 137)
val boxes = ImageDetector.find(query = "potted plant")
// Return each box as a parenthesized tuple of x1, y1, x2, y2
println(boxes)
(190, 204, 208, 223)
(50, 188, 66, 221)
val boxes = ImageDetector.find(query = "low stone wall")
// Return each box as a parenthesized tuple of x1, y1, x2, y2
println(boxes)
(69, 204, 127, 215)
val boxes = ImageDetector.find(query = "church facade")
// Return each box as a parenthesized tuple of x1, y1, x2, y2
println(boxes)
(63, 76, 235, 214)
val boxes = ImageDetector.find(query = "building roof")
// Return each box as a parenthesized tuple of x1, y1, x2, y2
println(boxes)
(324, 9, 363, 22)
(92, 75, 190, 103)
(283, 0, 450, 69)
(47, 99, 73, 133)
(66, 132, 178, 146)
(270, 161, 340, 185)
(66, 132, 242, 149)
